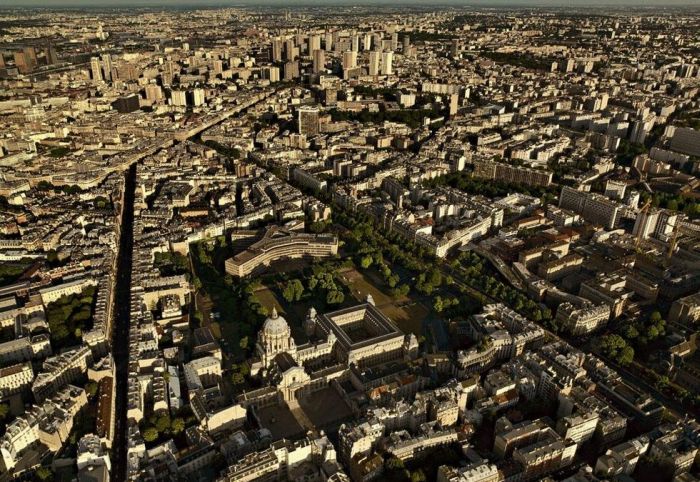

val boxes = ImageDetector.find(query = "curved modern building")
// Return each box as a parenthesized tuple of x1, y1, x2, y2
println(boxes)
(224, 226, 338, 277)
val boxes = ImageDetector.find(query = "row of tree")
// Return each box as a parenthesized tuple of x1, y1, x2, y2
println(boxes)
(334, 201, 553, 327)
(424, 170, 558, 201)
(416, 268, 445, 295)
(433, 295, 459, 313)
(359, 253, 400, 288)
(336, 209, 432, 275)
(329, 106, 443, 130)
(456, 251, 553, 325)
(479, 51, 553, 71)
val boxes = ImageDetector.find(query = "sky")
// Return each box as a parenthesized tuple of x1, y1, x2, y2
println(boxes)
(2, 0, 698, 7)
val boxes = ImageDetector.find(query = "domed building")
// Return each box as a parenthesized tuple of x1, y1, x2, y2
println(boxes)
(248, 300, 417, 404)
(256, 307, 296, 367)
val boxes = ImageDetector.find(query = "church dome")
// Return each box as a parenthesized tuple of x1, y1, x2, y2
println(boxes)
(262, 307, 290, 336)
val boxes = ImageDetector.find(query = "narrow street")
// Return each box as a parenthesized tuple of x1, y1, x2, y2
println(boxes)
(110, 163, 137, 481)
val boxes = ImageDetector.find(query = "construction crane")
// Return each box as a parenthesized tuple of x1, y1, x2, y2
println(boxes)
(668, 225, 680, 260)
(667, 222, 695, 260)
(634, 199, 652, 249)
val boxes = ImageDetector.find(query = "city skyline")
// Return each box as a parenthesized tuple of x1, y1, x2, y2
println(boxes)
(3, 0, 700, 8)
(0, 4, 698, 482)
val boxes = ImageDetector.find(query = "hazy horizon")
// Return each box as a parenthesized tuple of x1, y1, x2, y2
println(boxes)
(3, 0, 699, 8)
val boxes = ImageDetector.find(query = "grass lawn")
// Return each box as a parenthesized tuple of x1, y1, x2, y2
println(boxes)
(255, 283, 312, 342)
(0, 261, 31, 286)
(383, 301, 430, 336)
(209, 321, 222, 339)
(339, 266, 429, 336)
(254, 285, 285, 314)
(195, 291, 214, 324)
(339, 267, 397, 306)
